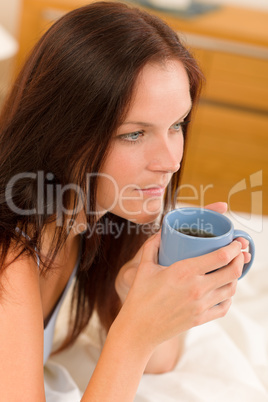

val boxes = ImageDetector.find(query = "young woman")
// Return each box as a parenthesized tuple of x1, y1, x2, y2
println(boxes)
(0, 2, 250, 400)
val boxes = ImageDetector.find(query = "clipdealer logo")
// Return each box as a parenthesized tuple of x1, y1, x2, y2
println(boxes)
(228, 170, 263, 232)
(4, 170, 263, 233)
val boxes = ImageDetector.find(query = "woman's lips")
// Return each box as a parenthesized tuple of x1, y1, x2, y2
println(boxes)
(136, 186, 166, 197)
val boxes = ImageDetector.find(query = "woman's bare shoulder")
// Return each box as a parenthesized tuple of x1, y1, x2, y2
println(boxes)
(0, 241, 41, 306)
(0, 244, 45, 400)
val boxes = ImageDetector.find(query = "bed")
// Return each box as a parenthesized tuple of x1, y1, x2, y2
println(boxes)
(44, 208, 268, 401)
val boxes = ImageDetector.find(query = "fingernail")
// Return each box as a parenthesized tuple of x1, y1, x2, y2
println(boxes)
(234, 240, 242, 248)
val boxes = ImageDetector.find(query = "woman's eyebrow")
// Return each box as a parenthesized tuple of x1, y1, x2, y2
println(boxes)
(121, 121, 154, 127)
(122, 104, 192, 127)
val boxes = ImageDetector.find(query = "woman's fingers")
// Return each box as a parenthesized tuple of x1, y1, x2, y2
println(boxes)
(243, 252, 251, 264)
(205, 250, 245, 288)
(116, 231, 162, 303)
(198, 299, 233, 326)
(184, 253, 243, 326)
(204, 202, 228, 214)
(127, 229, 246, 338)
(140, 231, 161, 265)
(115, 266, 138, 303)
(234, 236, 249, 250)
(235, 238, 251, 263)
(205, 278, 238, 309)
(175, 240, 243, 277)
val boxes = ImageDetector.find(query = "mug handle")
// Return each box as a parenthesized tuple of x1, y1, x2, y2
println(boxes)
(233, 229, 255, 279)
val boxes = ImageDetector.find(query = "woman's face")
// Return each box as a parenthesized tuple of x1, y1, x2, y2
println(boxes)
(96, 60, 192, 223)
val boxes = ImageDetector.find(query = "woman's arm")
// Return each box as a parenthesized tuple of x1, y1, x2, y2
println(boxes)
(0, 204, 249, 402)
(82, 229, 248, 401)
(115, 259, 186, 374)
(114, 203, 251, 375)
(82, 317, 154, 401)
(0, 250, 45, 401)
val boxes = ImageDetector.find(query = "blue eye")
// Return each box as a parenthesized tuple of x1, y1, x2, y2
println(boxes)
(171, 120, 190, 131)
(119, 131, 144, 143)
(172, 122, 182, 131)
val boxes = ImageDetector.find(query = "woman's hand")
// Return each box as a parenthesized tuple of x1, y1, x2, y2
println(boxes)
(199, 202, 251, 259)
(115, 232, 244, 351)
(115, 202, 250, 304)
(205, 201, 228, 214)
(115, 247, 143, 304)
(114, 202, 251, 354)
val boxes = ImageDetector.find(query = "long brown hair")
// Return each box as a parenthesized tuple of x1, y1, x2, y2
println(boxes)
(0, 1, 203, 349)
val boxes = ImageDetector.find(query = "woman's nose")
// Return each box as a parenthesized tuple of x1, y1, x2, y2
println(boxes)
(147, 137, 182, 173)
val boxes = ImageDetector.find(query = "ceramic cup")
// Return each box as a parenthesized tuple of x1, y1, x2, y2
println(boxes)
(158, 207, 255, 279)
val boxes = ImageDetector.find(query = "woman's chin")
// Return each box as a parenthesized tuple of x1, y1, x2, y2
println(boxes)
(107, 198, 164, 224)
(123, 205, 163, 225)
(128, 214, 159, 225)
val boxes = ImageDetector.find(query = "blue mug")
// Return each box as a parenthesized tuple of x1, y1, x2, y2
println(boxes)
(159, 207, 255, 279)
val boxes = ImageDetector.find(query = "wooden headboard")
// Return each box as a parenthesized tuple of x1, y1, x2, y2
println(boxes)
(16, 0, 268, 214)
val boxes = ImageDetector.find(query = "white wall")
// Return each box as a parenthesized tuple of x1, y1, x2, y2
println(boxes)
(200, 0, 268, 11)
(0, 0, 22, 103)
(0, 0, 267, 103)
(0, 0, 21, 35)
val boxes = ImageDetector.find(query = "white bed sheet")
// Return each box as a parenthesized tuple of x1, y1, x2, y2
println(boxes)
(45, 210, 268, 401)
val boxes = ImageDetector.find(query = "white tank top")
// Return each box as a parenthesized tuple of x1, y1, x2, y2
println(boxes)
(15, 228, 81, 364)
(43, 252, 80, 364)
